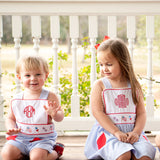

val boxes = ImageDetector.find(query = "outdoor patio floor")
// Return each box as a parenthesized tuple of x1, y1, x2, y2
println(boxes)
(0, 134, 159, 160)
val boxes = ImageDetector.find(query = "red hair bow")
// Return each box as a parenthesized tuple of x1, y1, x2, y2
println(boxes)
(95, 36, 110, 50)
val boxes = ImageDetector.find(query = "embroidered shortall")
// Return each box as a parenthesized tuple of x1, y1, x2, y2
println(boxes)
(5, 88, 57, 155)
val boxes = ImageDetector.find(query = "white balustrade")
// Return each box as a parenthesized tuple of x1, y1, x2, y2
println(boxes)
(146, 16, 155, 120)
(0, 0, 159, 133)
(127, 16, 136, 61)
(0, 16, 4, 131)
(89, 16, 97, 88)
(31, 16, 41, 55)
(70, 16, 80, 118)
(108, 16, 117, 38)
(50, 16, 61, 102)
(12, 16, 22, 93)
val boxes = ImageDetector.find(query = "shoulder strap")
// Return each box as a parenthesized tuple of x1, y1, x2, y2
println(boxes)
(101, 77, 112, 89)
(39, 88, 49, 99)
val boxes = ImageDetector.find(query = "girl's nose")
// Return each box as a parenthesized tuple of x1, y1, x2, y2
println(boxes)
(103, 65, 108, 71)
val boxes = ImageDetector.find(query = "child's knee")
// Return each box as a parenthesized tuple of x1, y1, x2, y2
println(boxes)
(117, 151, 131, 160)
(1, 144, 22, 159)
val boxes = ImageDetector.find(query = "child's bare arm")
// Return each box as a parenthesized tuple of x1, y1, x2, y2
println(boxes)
(5, 108, 21, 135)
(44, 92, 64, 122)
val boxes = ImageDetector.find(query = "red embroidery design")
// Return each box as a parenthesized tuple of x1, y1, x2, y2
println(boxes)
(24, 105, 35, 118)
(97, 133, 106, 150)
(115, 94, 129, 108)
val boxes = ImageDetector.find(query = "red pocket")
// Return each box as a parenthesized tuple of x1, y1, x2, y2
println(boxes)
(97, 132, 106, 150)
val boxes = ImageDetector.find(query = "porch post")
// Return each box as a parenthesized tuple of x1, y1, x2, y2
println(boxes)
(31, 16, 41, 55)
(0, 16, 4, 121)
(146, 16, 155, 119)
(50, 16, 61, 102)
(127, 16, 136, 62)
(70, 16, 80, 118)
(108, 16, 117, 38)
(12, 16, 22, 93)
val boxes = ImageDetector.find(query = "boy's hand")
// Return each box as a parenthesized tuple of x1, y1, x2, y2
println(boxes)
(44, 101, 61, 119)
(6, 128, 21, 135)
(114, 130, 128, 143)
(127, 132, 139, 144)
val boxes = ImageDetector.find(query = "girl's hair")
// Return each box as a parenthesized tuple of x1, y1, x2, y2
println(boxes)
(16, 55, 49, 74)
(98, 38, 142, 105)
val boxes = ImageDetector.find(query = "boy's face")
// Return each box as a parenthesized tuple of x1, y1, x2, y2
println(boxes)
(17, 64, 48, 92)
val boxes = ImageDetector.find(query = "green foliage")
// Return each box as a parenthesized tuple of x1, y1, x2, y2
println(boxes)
(46, 49, 92, 117)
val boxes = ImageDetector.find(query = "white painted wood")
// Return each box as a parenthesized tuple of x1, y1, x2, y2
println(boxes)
(70, 16, 79, 38)
(0, 0, 160, 133)
(71, 38, 80, 118)
(89, 16, 98, 38)
(0, 16, 3, 38)
(0, 21, 4, 129)
(51, 16, 61, 102)
(50, 16, 60, 38)
(108, 16, 117, 38)
(127, 16, 136, 61)
(70, 16, 80, 118)
(12, 16, 22, 38)
(14, 38, 21, 93)
(146, 16, 155, 119)
(12, 16, 22, 93)
(31, 16, 41, 38)
(1, 1, 160, 16)
(31, 16, 41, 54)
(146, 16, 154, 38)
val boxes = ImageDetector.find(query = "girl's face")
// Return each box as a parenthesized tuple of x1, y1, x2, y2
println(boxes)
(17, 64, 48, 92)
(97, 49, 122, 81)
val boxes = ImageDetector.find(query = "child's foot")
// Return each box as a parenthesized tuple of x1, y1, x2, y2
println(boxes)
(54, 142, 64, 158)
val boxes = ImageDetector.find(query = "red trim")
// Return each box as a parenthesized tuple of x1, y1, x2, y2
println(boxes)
(107, 112, 136, 115)
(103, 88, 131, 91)
(6, 135, 17, 140)
(16, 120, 53, 125)
(20, 131, 54, 135)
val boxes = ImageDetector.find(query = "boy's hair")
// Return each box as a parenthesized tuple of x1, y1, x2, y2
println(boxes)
(16, 55, 49, 74)
(98, 38, 142, 105)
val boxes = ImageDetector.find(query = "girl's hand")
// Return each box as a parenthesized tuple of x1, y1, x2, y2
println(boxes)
(44, 101, 61, 119)
(127, 132, 139, 144)
(6, 128, 21, 135)
(114, 130, 128, 143)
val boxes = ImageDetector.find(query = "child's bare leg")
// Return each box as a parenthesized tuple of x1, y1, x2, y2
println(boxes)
(29, 148, 58, 160)
(132, 154, 151, 160)
(116, 151, 131, 160)
(1, 144, 23, 160)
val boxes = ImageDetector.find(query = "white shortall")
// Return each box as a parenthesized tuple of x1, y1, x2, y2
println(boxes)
(84, 77, 156, 160)
(5, 88, 57, 155)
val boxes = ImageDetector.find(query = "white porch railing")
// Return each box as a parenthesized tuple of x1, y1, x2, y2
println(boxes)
(0, 0, 160, 133)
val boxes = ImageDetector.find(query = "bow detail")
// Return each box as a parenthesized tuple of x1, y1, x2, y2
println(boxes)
(95, 36, 110, 50)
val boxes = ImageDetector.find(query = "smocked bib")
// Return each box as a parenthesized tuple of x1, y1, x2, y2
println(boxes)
(11, 88, 55, 135)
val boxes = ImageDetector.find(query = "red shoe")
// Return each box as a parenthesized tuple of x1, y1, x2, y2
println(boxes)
(54, 142, 64, 157)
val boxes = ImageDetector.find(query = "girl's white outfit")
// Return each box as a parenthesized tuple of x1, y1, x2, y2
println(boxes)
(84, 77, 156, 160)
(6, 88, 57, 155)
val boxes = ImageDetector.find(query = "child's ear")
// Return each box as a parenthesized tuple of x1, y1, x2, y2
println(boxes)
(45, 72, 49, 79)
